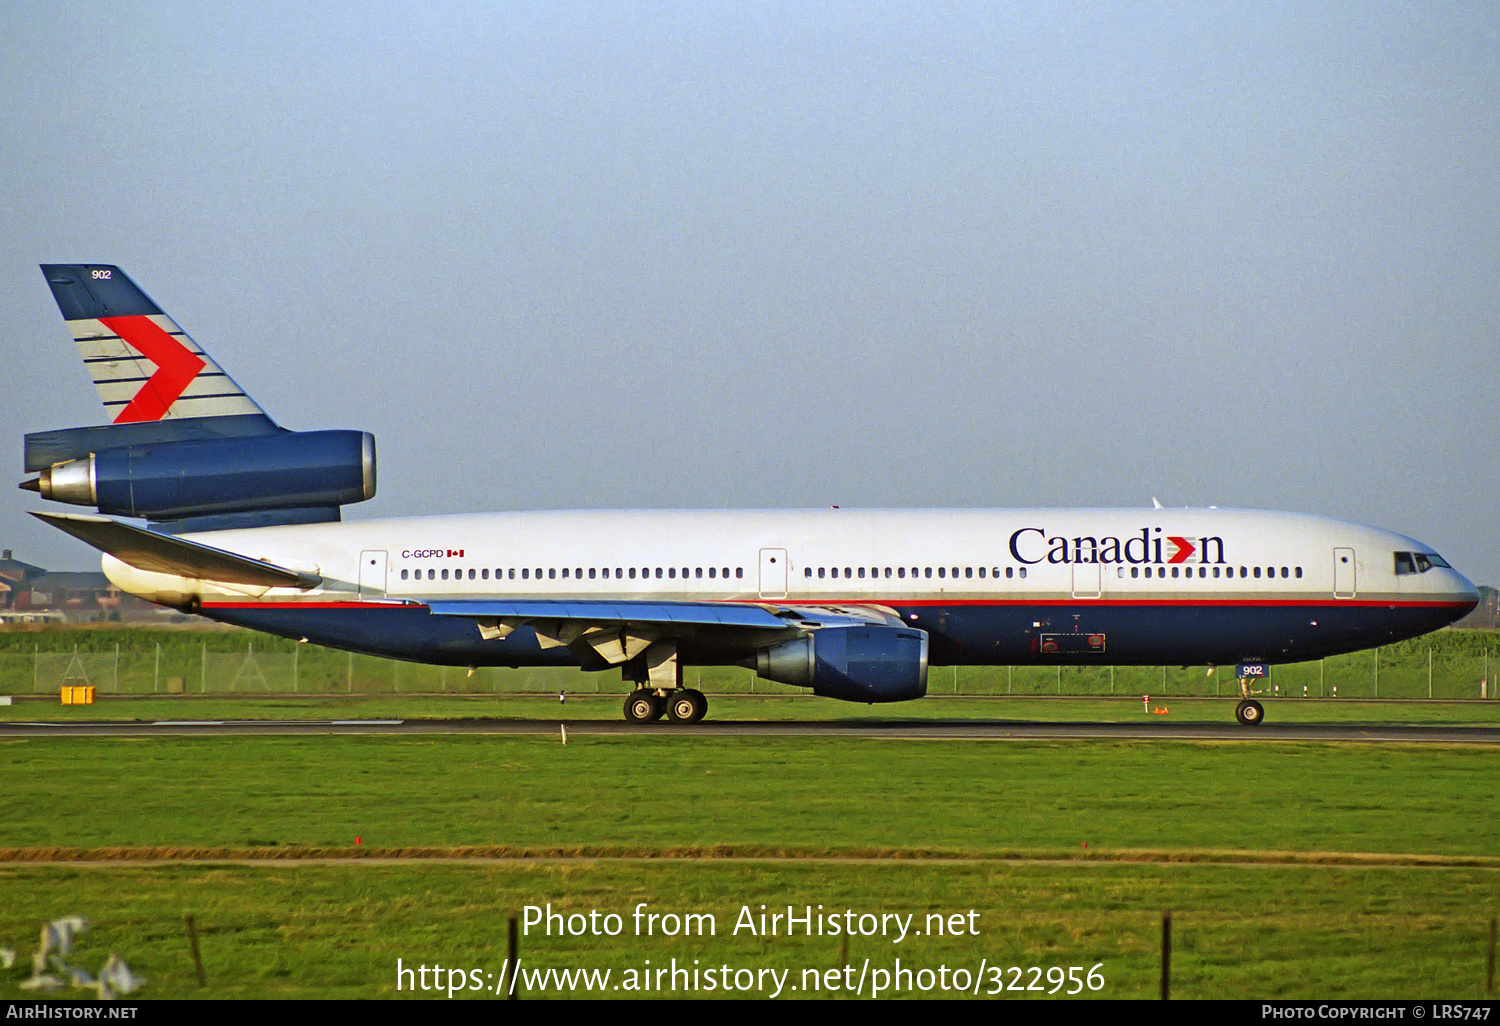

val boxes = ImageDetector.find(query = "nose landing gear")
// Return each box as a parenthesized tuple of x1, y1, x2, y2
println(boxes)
(1235, 699, 1264, 726)
(1234, 662, 1269, 726)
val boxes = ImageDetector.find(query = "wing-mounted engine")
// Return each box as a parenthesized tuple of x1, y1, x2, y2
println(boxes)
(755, 624, 930, 703)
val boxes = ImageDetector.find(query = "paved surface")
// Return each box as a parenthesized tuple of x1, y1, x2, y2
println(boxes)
(3, 718, 1497, 743)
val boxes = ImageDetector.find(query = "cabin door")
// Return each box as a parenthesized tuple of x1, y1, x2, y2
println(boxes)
(359, 550, 388, 597)
(759, 548, 788, 599)
(1332, 547, 1356, 598)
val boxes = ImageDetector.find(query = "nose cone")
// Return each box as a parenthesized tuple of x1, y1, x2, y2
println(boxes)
(1451, 568, 1481, 614)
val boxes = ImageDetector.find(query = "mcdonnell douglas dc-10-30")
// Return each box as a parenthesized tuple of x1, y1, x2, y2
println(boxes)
(22, 265, 1479, 725)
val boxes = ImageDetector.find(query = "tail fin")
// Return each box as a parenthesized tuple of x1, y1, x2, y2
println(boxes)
(40, 264, 267, 423)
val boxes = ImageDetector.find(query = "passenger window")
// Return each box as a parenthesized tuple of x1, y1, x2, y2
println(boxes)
(1018, 567, 1026, 579)
(401, 569, 409, 580)
(966, 567, 973, 579)
(1253, 567, 1261, 579)
(1171, 567, 1179, 578)
(938, 567, 946, 579)
(736, 568, 744, 579)
(629, 568, 636, 579)
(818, 567, 825, 579)
(695, 568, 703, 579)
(859, 567, 867, 579)
(589, 568, 596, 580)
(1131, 567, 1139, 579)
(442, 569, 449, 581)
(709, 567, 717, 579)
(1006, 567, 1015, 579)
(898, 567, 906, 578)
(1295, 567, 1303, 578)
(655, 568, 663, 579)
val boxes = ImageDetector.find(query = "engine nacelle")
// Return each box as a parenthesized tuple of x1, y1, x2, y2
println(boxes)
(756, 625, 929, 703)
(30, 430, 375, 520)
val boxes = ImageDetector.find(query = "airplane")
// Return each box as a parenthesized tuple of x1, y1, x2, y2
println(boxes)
(21, 265, 1480, 726)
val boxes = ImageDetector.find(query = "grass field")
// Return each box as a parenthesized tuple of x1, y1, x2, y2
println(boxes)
(2, 624, 1495, 1000)
(3, 625, 1498, 704)
(1, 733, 1496, 999)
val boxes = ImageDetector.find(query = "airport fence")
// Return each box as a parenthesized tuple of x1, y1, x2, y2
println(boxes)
(0, 627, 1496, 701)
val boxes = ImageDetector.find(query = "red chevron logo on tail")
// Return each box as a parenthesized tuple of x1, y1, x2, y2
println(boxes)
(100, 315, 206, 423)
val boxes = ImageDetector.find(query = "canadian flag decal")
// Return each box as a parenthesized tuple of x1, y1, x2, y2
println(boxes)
(447, 549, 465, 557)
(101, 315, 206, 423)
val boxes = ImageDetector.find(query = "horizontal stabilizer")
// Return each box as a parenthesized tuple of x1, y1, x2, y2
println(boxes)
(30, 511, 321, 590)
(24, 414, 283, 472)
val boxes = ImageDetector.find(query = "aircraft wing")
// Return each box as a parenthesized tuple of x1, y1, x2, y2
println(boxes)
(426, 598, 905, 664)
(30, 511, 322, 590)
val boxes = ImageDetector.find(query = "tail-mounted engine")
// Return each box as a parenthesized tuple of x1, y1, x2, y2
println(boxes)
(22, 417, 375, 532)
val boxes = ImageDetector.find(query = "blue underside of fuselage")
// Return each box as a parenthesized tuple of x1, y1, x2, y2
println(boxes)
(199, 600, 1471, 673)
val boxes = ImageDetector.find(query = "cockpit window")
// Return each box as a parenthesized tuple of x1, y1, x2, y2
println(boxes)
(1395, 551, 1450, 574)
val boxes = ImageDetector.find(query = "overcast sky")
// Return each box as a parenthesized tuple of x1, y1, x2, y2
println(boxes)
(1, 2, 1496, 583)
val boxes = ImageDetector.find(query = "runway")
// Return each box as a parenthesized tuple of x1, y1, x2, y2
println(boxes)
(3, 717, 1497, 743)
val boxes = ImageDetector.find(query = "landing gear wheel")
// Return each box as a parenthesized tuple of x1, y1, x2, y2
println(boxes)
(666, 688, 708, 724)
(624, 689, 663, 723)
(1235, 699, 1265, 726)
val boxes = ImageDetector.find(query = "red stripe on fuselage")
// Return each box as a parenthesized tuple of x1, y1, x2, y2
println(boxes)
(199, 598, 1471, 610)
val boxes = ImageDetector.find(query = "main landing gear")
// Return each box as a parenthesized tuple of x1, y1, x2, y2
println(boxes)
(623, 687, 708, 724)
(620, 641, 708, 724)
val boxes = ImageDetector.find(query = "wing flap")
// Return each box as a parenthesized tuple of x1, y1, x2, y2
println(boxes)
(427, 599, 908, 664)
(30, 510, 321, 590)
(428, 599, 796, 629)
